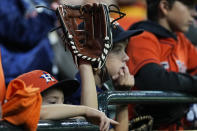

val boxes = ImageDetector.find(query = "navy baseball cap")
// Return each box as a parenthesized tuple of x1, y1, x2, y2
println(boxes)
(112, 25, 143, 44)
(78, 22, 143, 44)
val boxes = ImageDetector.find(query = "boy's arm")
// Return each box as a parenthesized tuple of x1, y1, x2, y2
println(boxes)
(40, 104, 87, 120)
(40, 104, 119, 131)
(111, 66, 133, 131)
(79, 64, 98, 109)
(114, 105, 128, 131)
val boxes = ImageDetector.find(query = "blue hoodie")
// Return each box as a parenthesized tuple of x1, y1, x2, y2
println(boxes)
(0, 0, 56, 84)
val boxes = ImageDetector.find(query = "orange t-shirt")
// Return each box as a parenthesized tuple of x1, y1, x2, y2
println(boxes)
(127, 31, 197, 130)
(127, 31, 197, 76)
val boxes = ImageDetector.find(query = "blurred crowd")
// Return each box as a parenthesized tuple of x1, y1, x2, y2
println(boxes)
(1, 0, 197, 131)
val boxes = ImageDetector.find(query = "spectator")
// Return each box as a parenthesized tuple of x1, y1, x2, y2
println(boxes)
(127, 0, 197, 130)
(0, 0, 58, 85)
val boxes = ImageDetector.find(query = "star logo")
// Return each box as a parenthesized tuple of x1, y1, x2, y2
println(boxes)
(40, 72, 56, 83)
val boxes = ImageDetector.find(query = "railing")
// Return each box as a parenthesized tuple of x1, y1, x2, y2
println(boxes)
(0, 119, 100, 131)
(1, 91, 197, 130)
(37, 119, 99, 131)
(98, 91, 197, 114)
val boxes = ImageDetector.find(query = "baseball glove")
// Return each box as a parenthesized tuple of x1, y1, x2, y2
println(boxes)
(55, 3, 112, 70)
(129, 115, 154, 131)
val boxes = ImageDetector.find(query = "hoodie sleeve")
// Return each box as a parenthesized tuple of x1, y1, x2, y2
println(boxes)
(135, 63, 197, 94)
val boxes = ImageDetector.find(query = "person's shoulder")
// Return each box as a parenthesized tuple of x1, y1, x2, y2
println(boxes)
(128, 31, 161, 50)
(138, 31, 157, 37)
(129, 20, 160, 40)
(131, 30, 159, 42)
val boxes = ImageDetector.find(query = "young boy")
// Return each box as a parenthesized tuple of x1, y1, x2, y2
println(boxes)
(127, 0, 197, 130)
(2, 70, 118, 131)
(103, 24, 142, 131)
(68, 24, 143, 131)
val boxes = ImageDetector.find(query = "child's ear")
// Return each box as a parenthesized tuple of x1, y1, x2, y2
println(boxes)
(159, 0, 170, 16)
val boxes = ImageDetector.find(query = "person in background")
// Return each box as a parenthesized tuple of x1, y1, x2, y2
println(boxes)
(127, 0, 197, 130)
(0, 0, 58, 85)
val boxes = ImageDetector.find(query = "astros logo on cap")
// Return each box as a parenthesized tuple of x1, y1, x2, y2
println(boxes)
(40, 72, 55, 83)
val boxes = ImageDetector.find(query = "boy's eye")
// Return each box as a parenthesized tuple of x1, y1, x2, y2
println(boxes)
(49, 101, 57, 104)
(47, 99, 57, 104)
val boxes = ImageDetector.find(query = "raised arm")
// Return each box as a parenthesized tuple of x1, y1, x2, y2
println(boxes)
(79, 64, 98, 109)
(114, 105, 128, 131)
(112, 65, 134, 131)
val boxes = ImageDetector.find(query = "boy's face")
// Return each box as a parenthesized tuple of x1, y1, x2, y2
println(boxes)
(106, 41, 129, 77)
(166, 0, 196, 32)
(42, 88, 64, 105)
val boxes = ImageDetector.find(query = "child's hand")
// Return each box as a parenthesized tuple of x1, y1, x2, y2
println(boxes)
(85, 107, 119, 131)
(112, 65, 134, 90)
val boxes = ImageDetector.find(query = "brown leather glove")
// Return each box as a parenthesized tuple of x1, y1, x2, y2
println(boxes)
(56, 3, 113, 70)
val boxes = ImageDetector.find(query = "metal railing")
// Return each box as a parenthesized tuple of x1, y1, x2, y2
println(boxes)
(1, 90, 197, 130)
(98, 91, 197, 114)
(0, 119, 99, 131)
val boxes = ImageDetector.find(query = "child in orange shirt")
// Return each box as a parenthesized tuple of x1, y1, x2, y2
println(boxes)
(127, 0, 197, 130)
